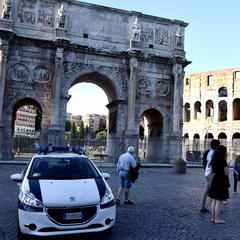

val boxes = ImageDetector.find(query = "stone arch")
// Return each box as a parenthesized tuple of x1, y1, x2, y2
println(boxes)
(218, 100, 227, 122)
(138, 107, 168, 162)
(63, 67, 125, 101)
(184, 102, 190, 122)
(205, 100, 214, 118)
(63, 70, 126, 161)
(194, 101, 201, 120)
(218, 87, 228, 97)
(233, 98, 240, 120)
(204, 133, 213, 149)
(193, 133, 200, 151)
(232, 132, 240, 153)
(3, 96, 46, 159)
(218, 132, 227, 146)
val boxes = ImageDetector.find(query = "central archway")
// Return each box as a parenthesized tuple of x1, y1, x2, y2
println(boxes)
(65, 71, 126, 161)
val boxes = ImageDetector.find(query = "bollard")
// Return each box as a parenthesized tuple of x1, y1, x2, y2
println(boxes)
(173, 158, 186, 174)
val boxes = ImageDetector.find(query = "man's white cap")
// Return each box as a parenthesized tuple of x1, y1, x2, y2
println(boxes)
(127, 146, 135, 153)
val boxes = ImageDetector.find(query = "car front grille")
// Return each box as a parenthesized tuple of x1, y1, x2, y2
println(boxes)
(46, 205, 97, 225)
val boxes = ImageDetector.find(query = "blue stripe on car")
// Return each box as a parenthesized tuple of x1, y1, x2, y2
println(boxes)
(29, 179, 42, 202)
(94, 178, 106, 198)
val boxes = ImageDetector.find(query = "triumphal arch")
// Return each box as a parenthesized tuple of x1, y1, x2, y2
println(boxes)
(0, 0, 189, 162)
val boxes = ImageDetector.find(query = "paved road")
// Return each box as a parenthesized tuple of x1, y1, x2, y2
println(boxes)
(1, 164, 240, 240)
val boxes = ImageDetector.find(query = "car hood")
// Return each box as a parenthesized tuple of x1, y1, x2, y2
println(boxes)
(29, 179, 103, 207)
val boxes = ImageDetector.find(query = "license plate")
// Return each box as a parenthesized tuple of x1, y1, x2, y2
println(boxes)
(63, 212, 84, 220)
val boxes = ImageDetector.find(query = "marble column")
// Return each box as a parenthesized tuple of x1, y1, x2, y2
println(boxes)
(0, 39, 9, 126)
(170, 62, 185, 162)
(0, 39, 9, 159)
(127, 55, 138, 133)
(125, 52, 139, 154)
(48, 47, 64, 145)
(172, 63, 184, 134)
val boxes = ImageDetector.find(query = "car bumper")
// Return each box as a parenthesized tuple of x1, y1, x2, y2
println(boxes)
(18, 205, 116, 236)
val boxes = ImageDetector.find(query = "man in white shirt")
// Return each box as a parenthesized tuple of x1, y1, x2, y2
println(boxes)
(200, 139, 220, 212)
(116, 146, 137, 205)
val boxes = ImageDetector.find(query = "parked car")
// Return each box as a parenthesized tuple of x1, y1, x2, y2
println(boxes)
(11, 146, 116, 238)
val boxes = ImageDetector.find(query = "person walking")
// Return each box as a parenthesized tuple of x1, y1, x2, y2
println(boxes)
(233, 154, 240, 193)
(209, 145, 229, 224)
(116, 146, 137, 205)
(200, 139, 220, 213)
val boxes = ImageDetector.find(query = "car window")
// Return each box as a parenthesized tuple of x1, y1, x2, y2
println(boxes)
(28, 157, 100, 180)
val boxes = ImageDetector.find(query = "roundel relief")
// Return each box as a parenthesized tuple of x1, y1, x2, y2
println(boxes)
(155, 80, 170, 96)
(32, 66, 51, 83)
(10, 63, 29, 81)
(138, 78, 151, 95)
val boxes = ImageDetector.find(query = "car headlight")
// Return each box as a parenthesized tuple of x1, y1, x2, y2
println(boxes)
(100, 188, 115, 209)
(19, 191, 44, 212)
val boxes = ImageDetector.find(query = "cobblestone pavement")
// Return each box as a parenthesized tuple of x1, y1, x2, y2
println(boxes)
(1, 164, 240, 240)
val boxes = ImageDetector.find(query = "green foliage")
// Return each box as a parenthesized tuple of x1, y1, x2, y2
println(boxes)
(79, 121, 85, 139)
(71, 122, 77, 138)
(96, 130, 107, 140)
(65, 120, 72, 132)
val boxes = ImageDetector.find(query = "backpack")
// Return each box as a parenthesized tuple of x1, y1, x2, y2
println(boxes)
(235, 161, 240, 174)
(128, 163, 141, 183)
(202, 149, 210, 170)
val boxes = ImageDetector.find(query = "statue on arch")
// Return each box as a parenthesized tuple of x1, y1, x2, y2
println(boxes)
(2, 0, 11, 19)
(131, 17, 141, 42)
(57, 4, 66, 28)
(175, 26, 182, 48)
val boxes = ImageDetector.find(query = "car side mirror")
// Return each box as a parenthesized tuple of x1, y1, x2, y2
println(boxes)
(10, 173, 23, 183)
(102, 172, 110, 180)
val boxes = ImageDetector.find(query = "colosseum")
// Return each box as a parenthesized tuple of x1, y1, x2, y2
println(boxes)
(183, 67, 240, 164)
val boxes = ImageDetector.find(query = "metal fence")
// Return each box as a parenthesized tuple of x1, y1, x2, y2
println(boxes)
(13, 136, 240, 164)
(182, 139, 240, 165)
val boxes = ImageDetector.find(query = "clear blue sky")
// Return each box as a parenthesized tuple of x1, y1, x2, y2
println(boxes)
(67, 0, 240, 115)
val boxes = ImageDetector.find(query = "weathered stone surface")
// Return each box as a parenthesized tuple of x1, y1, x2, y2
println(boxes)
(0, 0, 189, 162)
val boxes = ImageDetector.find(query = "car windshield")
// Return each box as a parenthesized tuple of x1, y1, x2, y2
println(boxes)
(28, 157, 100, 180)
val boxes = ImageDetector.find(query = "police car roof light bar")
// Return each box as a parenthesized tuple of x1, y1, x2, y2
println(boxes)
(35, 145, 85, 155)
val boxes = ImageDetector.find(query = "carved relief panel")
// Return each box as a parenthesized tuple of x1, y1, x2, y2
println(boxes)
(18, 0, 37, 25)
(155, 80, 170, 96)
(138, 78, 152, 96)
(38, 1, 55, 28)
(155, 26, 169, 46)
(8, 62, 51, 84)
(141, 27, 154, 44)
(9, 63, 29, 82)
(32, 65, 51, 83)
(17, 0, 55, 28)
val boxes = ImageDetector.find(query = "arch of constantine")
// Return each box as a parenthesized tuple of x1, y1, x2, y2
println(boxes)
(0, 0, 189, 162)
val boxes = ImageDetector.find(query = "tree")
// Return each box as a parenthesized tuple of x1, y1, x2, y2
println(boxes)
(78, 121, 85, 139)
(85, 125, 89, 138)
(65, 120, 72, 132)
(71, 122, 77, 139)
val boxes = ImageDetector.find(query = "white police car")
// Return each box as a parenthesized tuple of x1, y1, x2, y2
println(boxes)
(10, 146, 116, 238)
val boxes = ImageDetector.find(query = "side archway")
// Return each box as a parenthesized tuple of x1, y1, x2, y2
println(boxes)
(3, 97, 45, 159)
(138, 108, 165, 162)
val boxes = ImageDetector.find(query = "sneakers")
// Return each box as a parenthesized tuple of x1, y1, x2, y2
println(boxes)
(124, 200, 134, 205)
(115, 199, 120, 205)
(115, 199, 134, 205)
